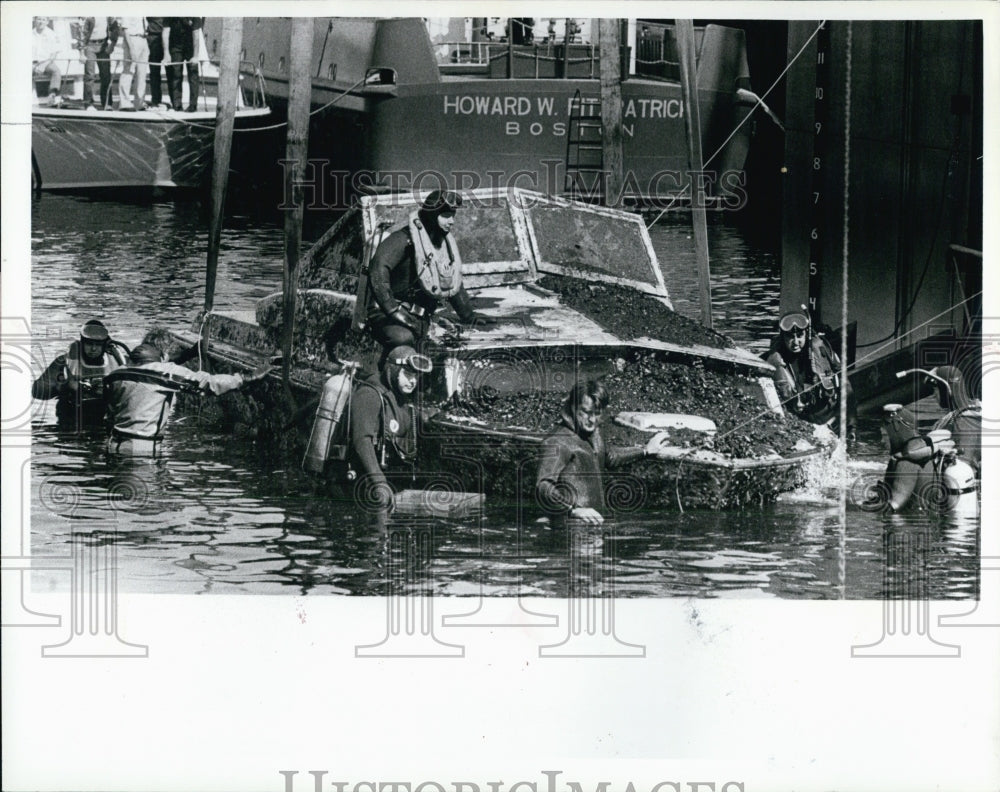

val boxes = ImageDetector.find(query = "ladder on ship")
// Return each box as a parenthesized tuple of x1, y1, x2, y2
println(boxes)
(563, 89, 604, 197)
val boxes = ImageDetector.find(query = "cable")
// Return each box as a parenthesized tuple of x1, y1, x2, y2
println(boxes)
(647, 20, 827, 228)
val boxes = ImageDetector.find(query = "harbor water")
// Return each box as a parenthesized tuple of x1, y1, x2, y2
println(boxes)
(27, 193, 980, 598)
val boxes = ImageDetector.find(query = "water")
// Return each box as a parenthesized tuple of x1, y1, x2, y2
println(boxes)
(27, 193, 980, 598)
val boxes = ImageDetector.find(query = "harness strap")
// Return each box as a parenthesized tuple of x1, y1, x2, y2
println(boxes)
(104, 368, 199, 392)
(945, 485, 977, 496)
(111, 427, 164, 443)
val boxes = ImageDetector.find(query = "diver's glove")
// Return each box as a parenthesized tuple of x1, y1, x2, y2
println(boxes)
(389, 307, 421, 332)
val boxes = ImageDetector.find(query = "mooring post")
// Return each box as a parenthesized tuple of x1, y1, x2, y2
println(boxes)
(598, 19, 625, 207)
(282, 18, 313, 388)
(676, 19, 713, 329)
(204, 18, 243, 315)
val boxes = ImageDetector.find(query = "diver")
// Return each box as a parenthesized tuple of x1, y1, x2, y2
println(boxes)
(868, 404, 977, 514)
(535, 379, 670, 526)
(104, 342, 271, 457)
(927, 365, 981, 473)
(346, 345, 434, 516)
(32, 318, 129, 426)
(360, 190, 494, 362)
(763, 308, 857, 441)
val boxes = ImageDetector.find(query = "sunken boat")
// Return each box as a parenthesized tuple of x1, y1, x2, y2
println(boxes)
(175, 188, 832, 510)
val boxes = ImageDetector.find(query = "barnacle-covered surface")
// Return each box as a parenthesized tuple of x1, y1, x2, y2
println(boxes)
(426, 349, 822, 510)
(172, 189, 828, 510)
(536, 275, 735, 350)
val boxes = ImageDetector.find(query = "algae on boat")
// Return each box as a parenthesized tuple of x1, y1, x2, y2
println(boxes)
(176, 188, 830, 509)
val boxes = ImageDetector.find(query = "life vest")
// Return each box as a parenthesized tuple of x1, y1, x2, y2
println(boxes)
(65, 340, 125, 397)
(766, 334, 841, 419)
(408, 211, 462, 299)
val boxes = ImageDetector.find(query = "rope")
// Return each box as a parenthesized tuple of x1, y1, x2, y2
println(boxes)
(196, 310, 214, 373)
(647, 20, 828, 229)
(838, 22, 852, 599)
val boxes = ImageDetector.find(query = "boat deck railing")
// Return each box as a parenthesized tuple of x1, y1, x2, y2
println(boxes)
(33, 58, 269, 112)
(434, 23, 688, 81)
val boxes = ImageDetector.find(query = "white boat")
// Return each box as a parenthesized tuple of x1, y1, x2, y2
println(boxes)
(31, 102, 271, 191)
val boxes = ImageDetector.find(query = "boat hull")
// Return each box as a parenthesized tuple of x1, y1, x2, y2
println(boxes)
(367, 76, 751, 201)
(31, 107, 270, 191)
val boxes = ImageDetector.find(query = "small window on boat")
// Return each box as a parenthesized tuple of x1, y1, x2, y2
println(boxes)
(327, 63, 337, 80)
(212, 39, 218, 58)
(241, 48, 247, 63)
(258, 52, 265, 68)
(526, 198, 665, 295)
(278, 56, 286, 72)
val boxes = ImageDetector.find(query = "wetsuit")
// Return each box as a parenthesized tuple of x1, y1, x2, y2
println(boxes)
(366, 225, 476, 351)
(765, 333, 856, 432)
(535, 422, 643, 518)
(32, 340, 127, 426)
(347, 372, 417, 501)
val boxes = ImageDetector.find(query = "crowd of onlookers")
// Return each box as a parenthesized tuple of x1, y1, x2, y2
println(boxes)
(32, 16, 211, 112)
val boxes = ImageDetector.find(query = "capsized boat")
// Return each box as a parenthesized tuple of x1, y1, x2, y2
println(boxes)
(175, 188, 832, 510)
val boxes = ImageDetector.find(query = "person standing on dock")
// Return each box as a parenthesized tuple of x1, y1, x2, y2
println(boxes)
(165, 17, 204, 112)
(144, 17, 168, 109)
(116, 17, 149, 111)
(536, 380, 669, 526)
(79, 16, 118, 110)
(363, 190, 494, 361)
(764, 308, 857, 442)
(347, 345, 433, 516)
(104, 343, 271, 458)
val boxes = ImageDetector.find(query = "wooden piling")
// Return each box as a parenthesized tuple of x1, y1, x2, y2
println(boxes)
(598, 19, 624, 206)
(204, 18, 243, 314)
(281, 18, 314, 387)
(676, 19, 713, 329)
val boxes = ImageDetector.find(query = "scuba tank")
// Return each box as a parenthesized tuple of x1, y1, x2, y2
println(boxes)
(940, 453, 978, 517)
(302, 364, 357, 474)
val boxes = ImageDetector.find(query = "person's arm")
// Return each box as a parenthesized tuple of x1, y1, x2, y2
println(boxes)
(167, 361, 270, 396)
(350, 386, 394, 511)
(884, 458, 921, 511)
(82, 18, 95, 45)
(448, 286, 497, 326)
(765, 350, 800, 407)
(535, 437, 580, 514)
(368, 233, 420, 331)
(31, 355, 68, 400)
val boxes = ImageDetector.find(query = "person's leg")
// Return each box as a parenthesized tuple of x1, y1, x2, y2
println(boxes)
(83, 42, 99, 106)
(147, 34, 163, 106)
(44, 62, 63, 103)
(182, 34, 199, 111)
(118, 35, 134, 108)
(185, 61, 200, 111)
(130, 35, 149, 109)
(167, 42, 185, 109)
(97, 43, 112, 108)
